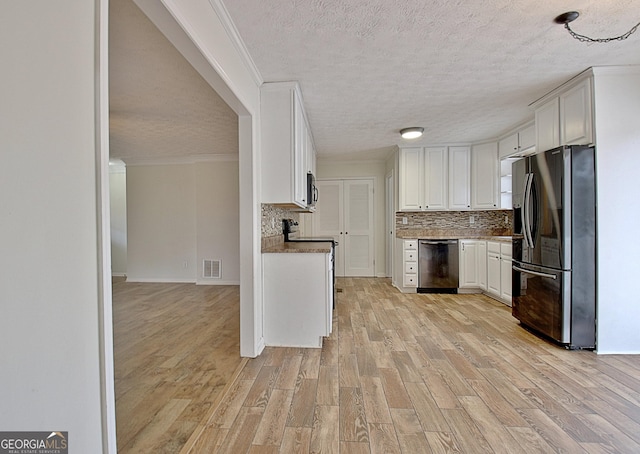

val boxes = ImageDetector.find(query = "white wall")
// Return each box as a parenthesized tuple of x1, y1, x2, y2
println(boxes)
(592, 67, 640, 354)
(126, 160, 240, 284)
(0, 1, 106, 450)
(110, 164, 128, 276)
(315, 159, 388, 277)
(196, 160, 240, 284)
(136, 0, 264, 358)
(127, 164, 197, 282)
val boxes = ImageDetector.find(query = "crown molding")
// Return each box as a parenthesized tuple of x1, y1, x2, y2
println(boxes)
(208, 0, 263, 86)
(121, 153, 238, 166)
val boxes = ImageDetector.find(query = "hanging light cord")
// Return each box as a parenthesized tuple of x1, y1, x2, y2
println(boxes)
(564, 20, 640, 43)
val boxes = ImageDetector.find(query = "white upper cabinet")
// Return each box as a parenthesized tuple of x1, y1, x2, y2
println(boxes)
(499, 122, 536, 159)
(535, 97, 560, 152)
(471, 142, 498, 209)
(398, 147, 447, 211)
(560, 78, 593, 146)
(261, 81, 315, 209)
(448, 146, 471, 210)
(424, 147, 448, 210)
(399, 147, 423, 211)
(534, 73, 594, 152)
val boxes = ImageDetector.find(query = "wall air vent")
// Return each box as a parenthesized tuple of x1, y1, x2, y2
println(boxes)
(203, 259, 221, 279)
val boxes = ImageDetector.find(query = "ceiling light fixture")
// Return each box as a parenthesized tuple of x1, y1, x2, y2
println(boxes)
(400, 127, 424, 140)
(555, 11, 640, 43)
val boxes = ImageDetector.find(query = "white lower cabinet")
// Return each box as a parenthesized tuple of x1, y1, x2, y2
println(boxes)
(403, 240, 418, 288)
(500, 243, 512, 303)
(459, 240, 486, 290)
(486, 241, 512, 306)
(487, 247, 501, 297)
(263, 252, 333, 348)
(460, 239, 511, 305)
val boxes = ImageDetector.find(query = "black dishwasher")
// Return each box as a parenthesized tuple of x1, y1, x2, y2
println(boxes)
(418, 240, 459, 293)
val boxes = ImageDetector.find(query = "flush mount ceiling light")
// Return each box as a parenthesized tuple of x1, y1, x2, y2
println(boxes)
(555, 11, 640, 43)
(400, 127, 424, 140)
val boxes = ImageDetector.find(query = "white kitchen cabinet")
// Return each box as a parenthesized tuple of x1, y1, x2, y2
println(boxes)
(500, 243, 512, 304)
(487, 242, 501, 298)
(560, 78, 593, 146)
(459, 240, 487, 289)
(498, 133, 518, 159)
(261, 81, 315, 209)
(487, 241, 512, 305)
(424, 147, 448, 210)
(534, 75, 593, 152)
(263, 251, 333, 348)
(471, 142, 498, 209)
(399, 148, 423, 211)
(398, 147, 447, 211)
(448, 146, 471, 210)
(535, 98, 560, 153)
(403, 240, 418, 288)
(498, 122, 535, 159)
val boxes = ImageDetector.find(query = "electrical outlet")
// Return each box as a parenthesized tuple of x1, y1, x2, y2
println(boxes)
(505, 215, 509, 224)
(402, 217, 408, 225)
(469, 215, 475, 224)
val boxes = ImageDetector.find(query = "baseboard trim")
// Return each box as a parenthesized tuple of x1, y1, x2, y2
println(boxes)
(125, 277, 196, 284)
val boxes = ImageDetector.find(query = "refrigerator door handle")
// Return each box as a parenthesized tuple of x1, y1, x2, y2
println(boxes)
(523, 173, 535, 249)
(513, 265, 557, 280)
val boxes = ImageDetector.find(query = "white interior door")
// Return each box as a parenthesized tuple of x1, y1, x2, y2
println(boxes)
(344, 179, 374, 277)
(313, 180, 345, 276)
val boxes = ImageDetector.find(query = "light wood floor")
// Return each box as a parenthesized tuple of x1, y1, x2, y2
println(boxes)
(113, 280, 243, 453)
(185, 277, 640, 453)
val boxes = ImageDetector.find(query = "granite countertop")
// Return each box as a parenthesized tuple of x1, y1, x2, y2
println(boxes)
(396, 229, 515, 242)
(262, 241, 333, 254)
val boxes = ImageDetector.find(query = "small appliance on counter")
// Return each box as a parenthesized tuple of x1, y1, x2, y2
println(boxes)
(511, 145, 596, 349)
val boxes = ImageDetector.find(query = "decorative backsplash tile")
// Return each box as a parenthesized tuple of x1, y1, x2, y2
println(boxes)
(396, 210, 513, 234)
(261, 204, 300, 237)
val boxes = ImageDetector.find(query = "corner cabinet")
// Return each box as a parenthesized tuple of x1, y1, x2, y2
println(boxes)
(534, 75, 593, 152)
(471, 142, 498, 209)
(261, 81, 316, 209)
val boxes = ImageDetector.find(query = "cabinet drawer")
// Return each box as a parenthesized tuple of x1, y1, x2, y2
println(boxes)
(403, 274, 418, 287)
(487, 241, 501, 254)
(405, 262, 418, 274)
(404, 250, 418, 262)
(404, 240, 418, 250)
(500, 243, 512, 258)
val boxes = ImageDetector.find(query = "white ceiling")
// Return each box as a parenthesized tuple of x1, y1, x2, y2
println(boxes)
(109, 0, 640, 161)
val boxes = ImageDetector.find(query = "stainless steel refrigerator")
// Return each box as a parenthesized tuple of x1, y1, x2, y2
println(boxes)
(512, 145, 596, 349)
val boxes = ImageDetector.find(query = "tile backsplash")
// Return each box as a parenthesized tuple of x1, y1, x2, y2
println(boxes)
(261, 204, 300, 237)
(396, 210, 512, 234)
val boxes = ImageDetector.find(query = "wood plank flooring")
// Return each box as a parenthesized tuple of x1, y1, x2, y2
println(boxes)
(113, 280, 243, 453)
(186, 277, 640, 453)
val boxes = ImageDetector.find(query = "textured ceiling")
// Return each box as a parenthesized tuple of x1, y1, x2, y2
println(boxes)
(110, 0, 640, 161)
(109, 0, 238, 161)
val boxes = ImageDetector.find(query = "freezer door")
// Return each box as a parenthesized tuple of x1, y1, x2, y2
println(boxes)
(512, 261, 571, 344)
